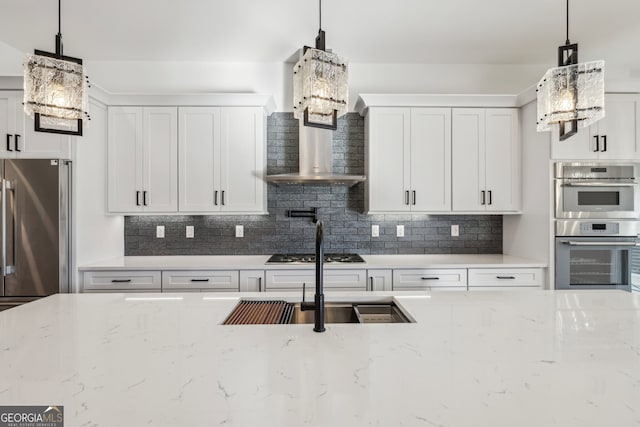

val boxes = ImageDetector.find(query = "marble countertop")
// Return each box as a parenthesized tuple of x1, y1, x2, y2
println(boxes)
(1, 290, 638, 426)
(79, 254, 546, 270)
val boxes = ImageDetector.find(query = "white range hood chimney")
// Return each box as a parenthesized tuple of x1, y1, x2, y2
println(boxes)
(266, 122, 366, 186)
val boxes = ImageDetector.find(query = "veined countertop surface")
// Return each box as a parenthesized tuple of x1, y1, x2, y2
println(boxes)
(1, 290, 638, 426)
(78, 254, 546, 270)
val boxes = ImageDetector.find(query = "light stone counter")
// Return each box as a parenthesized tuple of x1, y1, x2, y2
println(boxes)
(79, 254, 546, 270)
(0, 290, 638, 426)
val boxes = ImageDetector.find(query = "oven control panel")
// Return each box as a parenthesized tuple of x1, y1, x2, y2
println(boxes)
(556, 220, 640, 237)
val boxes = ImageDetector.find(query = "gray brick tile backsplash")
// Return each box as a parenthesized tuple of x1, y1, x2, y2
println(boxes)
(125, 112, 502, 256)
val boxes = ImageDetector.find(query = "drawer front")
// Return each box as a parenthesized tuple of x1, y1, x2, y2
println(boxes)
(468, 268, 543, 287)
(82, 271, 161, 292)
(161, 270, 240, 291)
(393, 269, 467, 290)
(265, 269, 367, 291)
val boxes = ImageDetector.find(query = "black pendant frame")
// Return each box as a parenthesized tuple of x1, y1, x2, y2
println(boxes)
(557, 43, 579, 141)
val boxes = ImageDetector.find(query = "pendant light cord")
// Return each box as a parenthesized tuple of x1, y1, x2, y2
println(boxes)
(565, 0, 570, 45)
(58, 0, 62, 36)
(319, 0, 322, 31)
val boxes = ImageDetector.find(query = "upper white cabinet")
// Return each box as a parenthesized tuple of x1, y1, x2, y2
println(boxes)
(551, 94, 638, 160)
(452, 108, 520, 212)
(108, 106, 178, 213)
(366, 107, 451, 213)
(0, 91, 70, 159)
(178, 106, 266, 214)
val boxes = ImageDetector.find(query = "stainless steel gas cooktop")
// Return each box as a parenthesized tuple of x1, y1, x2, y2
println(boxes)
(266, 253, 366, 264)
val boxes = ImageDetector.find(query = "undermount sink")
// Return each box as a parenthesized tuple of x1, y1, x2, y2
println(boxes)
(289, 301, 413, 324)
(222, 299, 414, 325)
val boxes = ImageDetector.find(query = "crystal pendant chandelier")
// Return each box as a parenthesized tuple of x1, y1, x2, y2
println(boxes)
(293, 0, 348, 130)
(536, 0, 604, 141)
(23, 0, 89, 136)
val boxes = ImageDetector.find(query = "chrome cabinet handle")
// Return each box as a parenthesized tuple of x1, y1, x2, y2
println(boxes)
(563, 241, 639, 246)
(562, 182, 637, 187)
(593, 135, 600, 152)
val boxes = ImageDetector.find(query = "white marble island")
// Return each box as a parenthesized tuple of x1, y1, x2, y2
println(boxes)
(1, 291, 639, 426)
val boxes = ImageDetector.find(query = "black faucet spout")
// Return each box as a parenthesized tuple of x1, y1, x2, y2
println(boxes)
(300, 221, 325, 332)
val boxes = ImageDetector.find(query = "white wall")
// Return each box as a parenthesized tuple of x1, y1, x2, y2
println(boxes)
(503, 101, 552, 287)
(0, 42, 22, 76)
(72, 98, 124, 290)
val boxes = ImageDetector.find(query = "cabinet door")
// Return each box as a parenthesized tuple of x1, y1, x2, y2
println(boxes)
(367, 108, 411, 212)
(392, 269, 467, 290)
(368, 269, 392, 291)
(467, 268, 543, 289)
(219, 107, 266, 213)
(265, 269, 367, 291)
(108, 107, 144, 212)
(161, 270, 239, 292)
(485, 109, 520, 211)
(550, 126, 595, 160)
(143, 107, 178, 212)
(20, 115, 71, 159)
(452, 109, 485, 211)
(596, 94, 637, 160)
(82, 270, 161, 292)
(410, 108, 451, 211)
(240, 270, 265, 292)
(0, 91, 19, 158)
(178, 107, 220, 212)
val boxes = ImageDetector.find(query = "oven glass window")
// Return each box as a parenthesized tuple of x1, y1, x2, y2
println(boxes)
(569, 249, 621, 285)
(577, 191, 620, 206)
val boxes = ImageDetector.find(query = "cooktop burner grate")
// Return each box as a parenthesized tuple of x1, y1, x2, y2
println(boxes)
(266, 253, 365, 264)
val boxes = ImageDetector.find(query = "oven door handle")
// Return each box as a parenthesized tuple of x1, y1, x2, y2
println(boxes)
(563, 241, 639, 246)
(561, 182, 637, 187)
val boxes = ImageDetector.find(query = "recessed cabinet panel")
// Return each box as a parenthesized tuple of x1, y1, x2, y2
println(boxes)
(179, 107, 220, 212)
(452, 109, 484, 211)
(144, 108, 178, 212)
(367, 108, 411, 212)
(108, 107, 143, 212)
(265, 269, 367, 291)
(485, 109, 519, 212)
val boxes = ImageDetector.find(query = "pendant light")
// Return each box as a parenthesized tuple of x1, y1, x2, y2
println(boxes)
(293, 0, 349, 130)
(23, 0, 89, 136)
(536, 0, 604, 141)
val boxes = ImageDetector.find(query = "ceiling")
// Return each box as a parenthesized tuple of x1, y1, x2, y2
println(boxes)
(0, 0, 639, 68)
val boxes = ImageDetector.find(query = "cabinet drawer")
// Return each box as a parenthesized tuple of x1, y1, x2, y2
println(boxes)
(265, 269, 367, 291)
(393, 269, 467, 290)
(161, 270, 239, 291)
(468, 268, 543, 288)
(82, 271, 161, 292)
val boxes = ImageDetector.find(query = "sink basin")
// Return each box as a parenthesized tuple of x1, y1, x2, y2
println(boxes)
(289, 301, 413, 324)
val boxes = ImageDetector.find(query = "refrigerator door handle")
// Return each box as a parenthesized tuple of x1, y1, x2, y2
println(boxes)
(3, 179, 16, 276)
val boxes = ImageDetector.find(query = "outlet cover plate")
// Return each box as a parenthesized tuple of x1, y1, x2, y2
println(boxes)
(156, 225, 165, 238)
(451, 224, 459, 237)
(236, 225, 244, 238)
(186, 225, 194, 238)
(396, 225, 404, 237)
(372, 225, 379, 237)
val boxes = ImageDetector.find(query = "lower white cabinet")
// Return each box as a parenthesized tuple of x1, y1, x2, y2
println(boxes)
(240, 270, 265, 292)
(467, 268, 543, 290)
(368, 270, 393, 291)
(161, 270, 239, 292)
(265, 269, 368, 291)
(393, 269, 468, 291)
(82, 271, 161, 292)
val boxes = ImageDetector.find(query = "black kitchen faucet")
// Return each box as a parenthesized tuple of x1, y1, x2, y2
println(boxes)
(300, 221, 325, 332)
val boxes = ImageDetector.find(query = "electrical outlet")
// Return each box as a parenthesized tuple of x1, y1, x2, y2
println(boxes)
(396, 225, 404, 237)
(451, 224, 459, 237)
(235, 225, 244, 238)
(156, 225, 165, 238)
(186, 225, 194, 239)
(371, 225, 379, 237)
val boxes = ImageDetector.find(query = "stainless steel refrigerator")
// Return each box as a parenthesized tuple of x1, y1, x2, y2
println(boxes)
(0, 159, 71, 310)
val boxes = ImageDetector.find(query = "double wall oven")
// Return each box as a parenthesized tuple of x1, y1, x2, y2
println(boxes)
(554, 163, 640, 292)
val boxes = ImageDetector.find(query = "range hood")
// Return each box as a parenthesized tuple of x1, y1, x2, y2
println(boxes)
(266, 123, 366, 187)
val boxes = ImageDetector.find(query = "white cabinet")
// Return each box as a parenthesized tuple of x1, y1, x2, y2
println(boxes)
(0, 91, 70, 159)
(178, 107, 266, 214)
(108, 107, 178, 213)
(82, 270, 161, 292)
(265, 269, 368, 291)
(551, 94, 638, 160)
(366, 107, 451, 213)
(367, 269, 393, 291)
(240, 270, 265, 292)
(452, 108, 520, 212)
(161, 270, 239, 292)
(467, 268, 543, 290)
(393, 269, 467, 291)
